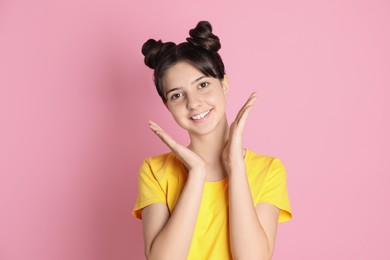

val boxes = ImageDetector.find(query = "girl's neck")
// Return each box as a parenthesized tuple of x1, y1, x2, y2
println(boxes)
(187, 118, 229, 166)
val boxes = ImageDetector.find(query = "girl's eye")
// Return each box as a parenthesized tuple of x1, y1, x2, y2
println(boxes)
(171, 93, 183, 100)
(199, 82, 209, 88)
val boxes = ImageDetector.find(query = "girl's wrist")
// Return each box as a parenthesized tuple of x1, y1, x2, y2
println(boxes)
(188, 166, 206, 180)
(225, 160, 246, 176)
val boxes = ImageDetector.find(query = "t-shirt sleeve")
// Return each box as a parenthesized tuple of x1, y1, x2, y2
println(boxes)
(257, 158, 292, 223)
(132, 159, 166, 220)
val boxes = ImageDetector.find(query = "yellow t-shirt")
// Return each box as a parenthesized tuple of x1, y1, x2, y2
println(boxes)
(132, 149, 292, 259)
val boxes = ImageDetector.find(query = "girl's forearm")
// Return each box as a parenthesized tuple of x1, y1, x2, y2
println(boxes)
(228, 164, 272, 260)
(148, 169, 205, 260)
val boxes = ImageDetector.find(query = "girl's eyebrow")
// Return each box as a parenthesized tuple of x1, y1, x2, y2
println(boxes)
(191, 75, 208, 84)
(166, 87, 181, 98)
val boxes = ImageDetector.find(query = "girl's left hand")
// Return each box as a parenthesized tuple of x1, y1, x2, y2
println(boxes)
(222, 92, 257, 174)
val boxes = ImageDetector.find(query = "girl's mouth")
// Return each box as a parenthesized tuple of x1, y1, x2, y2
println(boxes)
(191, 109, 211, 120)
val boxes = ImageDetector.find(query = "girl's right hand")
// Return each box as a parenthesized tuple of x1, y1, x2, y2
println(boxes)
(148, 121, 206, 174)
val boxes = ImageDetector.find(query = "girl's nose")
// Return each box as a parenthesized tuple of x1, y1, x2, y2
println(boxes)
(186, 92, 201, 110)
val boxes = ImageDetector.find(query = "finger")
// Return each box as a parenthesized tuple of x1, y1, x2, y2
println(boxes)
(148, 121, 179, 151)
(236, 101, 255, 128)
(148, 121, 174, 145)
(235, 92, 257, 126)
(148, 121, 204, 170)
(234, 92, 257, 122)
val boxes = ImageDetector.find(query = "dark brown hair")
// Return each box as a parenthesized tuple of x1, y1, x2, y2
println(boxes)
(141, 21, 226, 103)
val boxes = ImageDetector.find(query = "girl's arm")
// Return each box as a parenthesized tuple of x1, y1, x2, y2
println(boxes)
(223, 93, 280, 260)
(142, 121, 205, 260)
(228, 164, 279, 260)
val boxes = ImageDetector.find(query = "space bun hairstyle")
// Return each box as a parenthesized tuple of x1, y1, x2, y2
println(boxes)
(142, 21, 226, 103)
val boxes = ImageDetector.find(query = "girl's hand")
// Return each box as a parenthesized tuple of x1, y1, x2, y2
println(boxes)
(148, 121, 206, 173)
(222, 92, 257, 174)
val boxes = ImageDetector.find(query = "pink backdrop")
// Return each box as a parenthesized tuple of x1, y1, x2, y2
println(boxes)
(1, 0, 389, 259)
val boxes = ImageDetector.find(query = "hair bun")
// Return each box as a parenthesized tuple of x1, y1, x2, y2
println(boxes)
(186, 21, 221, 52)
(142, 39, 176, 69)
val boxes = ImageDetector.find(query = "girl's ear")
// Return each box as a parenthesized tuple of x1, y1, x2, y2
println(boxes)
(222, 75, 230, 97)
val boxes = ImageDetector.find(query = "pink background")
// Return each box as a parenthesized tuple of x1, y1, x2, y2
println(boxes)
(1, 0, 389, 259)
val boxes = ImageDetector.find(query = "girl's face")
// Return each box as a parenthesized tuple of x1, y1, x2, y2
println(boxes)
(162, 61, 229, 136)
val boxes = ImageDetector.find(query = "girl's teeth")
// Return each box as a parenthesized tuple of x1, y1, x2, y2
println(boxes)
(192, 110, 210, 120)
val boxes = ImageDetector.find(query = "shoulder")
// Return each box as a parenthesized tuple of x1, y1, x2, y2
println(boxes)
(141, 152, 183, 179)
(244, 149, 287, 181)
(144, 152, 174, 167)
(245, 149, 292, 222)
(245, 149, 281, 170)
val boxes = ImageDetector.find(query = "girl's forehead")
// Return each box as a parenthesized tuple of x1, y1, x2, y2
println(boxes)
(163, 62, 205, 87)
(167, 61, 202, 75)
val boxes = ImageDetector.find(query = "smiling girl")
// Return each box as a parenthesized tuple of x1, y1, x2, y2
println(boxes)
(132, 21, 292, 260)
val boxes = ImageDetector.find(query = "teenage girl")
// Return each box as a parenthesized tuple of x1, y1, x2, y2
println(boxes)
(133, 21, 292, 260)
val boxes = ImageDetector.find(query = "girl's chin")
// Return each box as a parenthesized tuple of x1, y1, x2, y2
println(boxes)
(188, 124, 221, 137)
